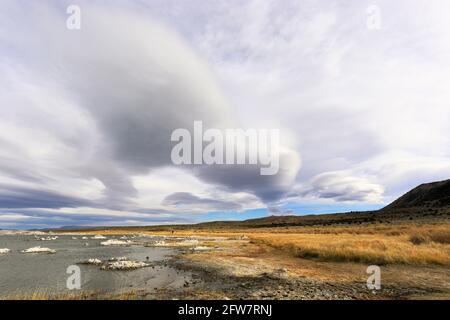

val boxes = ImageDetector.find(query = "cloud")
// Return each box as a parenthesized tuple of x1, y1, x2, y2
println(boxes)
(299, 171, 384, 202)
(267, 206, 295, 216)
(163, 192, 242, 211)
(0, 185, 94, 209)
(194, 146, 301, 202)
(0, 214, 36, 221)
(1, 2, 234, 202)
(185, 0, 450, 197)
(0, 1, 300, 212)
(0, 208, 193, 229)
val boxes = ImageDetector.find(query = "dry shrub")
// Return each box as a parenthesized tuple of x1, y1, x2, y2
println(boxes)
(428, 231, 450, 244)
(410, 234, 428, 245)
(408, 229, 450, 245)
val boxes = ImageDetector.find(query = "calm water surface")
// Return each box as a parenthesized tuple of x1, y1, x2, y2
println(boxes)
(0, 234, 191, 296)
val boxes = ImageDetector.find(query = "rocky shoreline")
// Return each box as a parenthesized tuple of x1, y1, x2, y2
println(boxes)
(160, 252, 436, 300)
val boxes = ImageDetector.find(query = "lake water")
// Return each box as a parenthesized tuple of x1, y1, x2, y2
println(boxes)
(0, 234, 191, 297)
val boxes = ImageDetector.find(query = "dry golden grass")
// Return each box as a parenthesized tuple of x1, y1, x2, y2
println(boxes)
(239, 222, 450, 265)
(1, 291, 97, 300)
(162, 222, 450, 266)
(249, 232, 450, 265)
(409, 230, 450, 245)
(68, 221, 450, 266)
(1, 289, 146, 300)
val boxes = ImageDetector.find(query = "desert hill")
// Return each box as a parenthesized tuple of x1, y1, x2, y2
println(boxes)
(383, 179, 450, 210)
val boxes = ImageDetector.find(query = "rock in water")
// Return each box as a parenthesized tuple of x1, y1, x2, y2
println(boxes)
(101, 260, 149, 271)
(21, 246, 56, 254)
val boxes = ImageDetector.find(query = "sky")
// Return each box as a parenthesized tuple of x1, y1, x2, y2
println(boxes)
(1, 0, 450, 229)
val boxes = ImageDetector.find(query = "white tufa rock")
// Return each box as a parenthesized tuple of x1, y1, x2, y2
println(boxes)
(100, 239, 132, 246)
(91, 235, 107, 239)
(101, 260, 149, 271)
(193, 246, 211, 251)
(40, 236, 58, 241)
(21, 246, 56, 254)
(152, 240, 167, 247)
(0, 248, 11, 254)
(108, 257, 128, 262)
(86, 258, 103, 265)
(182, 239, 199, 245)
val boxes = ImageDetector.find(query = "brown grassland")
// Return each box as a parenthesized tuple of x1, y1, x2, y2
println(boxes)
(92, 220, 450, 266)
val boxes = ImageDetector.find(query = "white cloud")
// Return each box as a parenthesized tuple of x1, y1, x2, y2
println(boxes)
(297, 171, 384, 203)
(0, 214, 36, 221)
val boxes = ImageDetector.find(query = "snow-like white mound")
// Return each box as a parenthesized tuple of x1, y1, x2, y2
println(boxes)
(182, 239, 199, 245)
(91, 235, 107, 239)
(152, 240, 167, 247)
(193, 246, 211, 251)
(0, 248, 11, 254)
(85, 258, 102, 265)
(100, 239, 132, 246)
(108, 257, 128, 262)
(40, 236, 58, 241)
(101, 260, 149, 271)
(21, 246, 56, 254)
